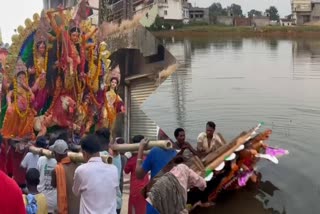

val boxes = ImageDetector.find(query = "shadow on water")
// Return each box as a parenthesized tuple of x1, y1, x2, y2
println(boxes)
(191, 179, 285, 214)
(268, 40, 279, 50)
(230, 39, 243, 50)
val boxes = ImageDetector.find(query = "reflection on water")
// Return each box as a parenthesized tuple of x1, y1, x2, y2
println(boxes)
(142, 37, 320, 214)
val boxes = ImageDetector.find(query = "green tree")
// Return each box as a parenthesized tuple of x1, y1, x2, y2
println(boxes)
(209, 2, 227, 17)
(265, 6, 279, 21)
(227, 4, 243, 17)
(248, 9, 262, 18)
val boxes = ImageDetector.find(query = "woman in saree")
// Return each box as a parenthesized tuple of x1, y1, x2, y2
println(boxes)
(30, 34, 50, 113)
(102, 77, 125, 129)
(2, 58, 35, 140)
(1, 59, 36, 188)
(47, 8, 97, 93)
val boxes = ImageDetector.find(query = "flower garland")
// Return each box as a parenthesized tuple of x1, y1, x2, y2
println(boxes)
(13, 78, 31, 118)
(88, 46, 102, 107)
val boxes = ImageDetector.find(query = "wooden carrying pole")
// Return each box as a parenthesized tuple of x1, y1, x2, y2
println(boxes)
(111, 140, 173, 152)
(205, 131, 254, 171)
(29, 146, 113, 164)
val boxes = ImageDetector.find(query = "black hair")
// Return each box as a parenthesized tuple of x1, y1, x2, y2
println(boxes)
(36, 41, 46, 50)
(108, 77, 119, 94)
(57, 131, 69, 143)
(35, 136, 47, 149)
(206, 121, 216, 129)
(116, 137, 125, 144)
(26, 168, 40, 186)
(16, 71, 27, 77)
(0, 134, 2, 146)
(110, 76, 119, 84)
(69, 27, 81, 34)
(95, 128, 111, 146)
(174, 128, 185, 138)
(48, 137, 56, 147)
(132, 135, 144, 144)
(80, 134, 101, 154)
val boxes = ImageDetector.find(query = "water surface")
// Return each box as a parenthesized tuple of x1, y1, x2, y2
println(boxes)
(142, 37, 320, 214)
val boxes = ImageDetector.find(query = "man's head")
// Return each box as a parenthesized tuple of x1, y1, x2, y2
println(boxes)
(26, 168, 40, 187)
(132, 135, 144, 144)
(95, 128, 111, 150)
(49, 139, 68, 162)
(206, 121, 216, 138)
(174, 128, 185, 144)
(115, 137, 125, 145)
(80, 134, 101, 162)
(35, 136, 48, 149)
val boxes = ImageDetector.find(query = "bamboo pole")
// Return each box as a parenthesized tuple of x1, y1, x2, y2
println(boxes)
(205, 131, 253, 171)
(110, 140, 173, 152)
(29, 146, 113, 164)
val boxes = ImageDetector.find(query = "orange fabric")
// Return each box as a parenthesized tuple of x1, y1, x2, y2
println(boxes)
(1, 106, 35, 140)
(56, 157, 71, 214)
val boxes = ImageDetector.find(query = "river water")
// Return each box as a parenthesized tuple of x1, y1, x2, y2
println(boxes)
(142, 37, 320, 214)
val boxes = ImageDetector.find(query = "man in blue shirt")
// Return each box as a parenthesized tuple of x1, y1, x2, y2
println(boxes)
(135, 138, 177, 214)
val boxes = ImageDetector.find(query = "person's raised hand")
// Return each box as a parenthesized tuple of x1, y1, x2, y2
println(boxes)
(140, 138, 150, 149)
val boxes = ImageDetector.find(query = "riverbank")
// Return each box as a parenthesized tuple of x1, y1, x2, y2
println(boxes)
(151, 25, 320, 38)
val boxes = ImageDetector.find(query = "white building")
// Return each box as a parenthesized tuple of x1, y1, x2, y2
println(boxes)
(156, 0, 189, 24)
(291, 0, 312, 24)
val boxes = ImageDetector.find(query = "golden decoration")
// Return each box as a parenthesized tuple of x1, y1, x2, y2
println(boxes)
(17, 26, 24, 34)
(11, 35, 19, 43)
(7, 14, 40, 81)
(25, 18, 32, 28)
(33, 13, 40, 22)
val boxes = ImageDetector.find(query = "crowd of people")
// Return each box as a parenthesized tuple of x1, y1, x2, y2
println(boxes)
(0, 121, 260, 214)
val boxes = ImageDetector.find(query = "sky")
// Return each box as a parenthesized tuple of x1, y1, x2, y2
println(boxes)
(0, 0, 291, 44)
(0, 0, 43, 44)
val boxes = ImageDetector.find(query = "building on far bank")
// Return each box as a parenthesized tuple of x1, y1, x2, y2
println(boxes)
(215, 16, 234, 26)
(292, 0, 311, 24)
(311, 1, 320, 21)
(188, 7, 209, 23)
(280, 18, 294, 26)
(251, 16, 270, 27)
(156, 0, 190, 24)
(290, 0, 320, 24)
(233, 17, 251, 26)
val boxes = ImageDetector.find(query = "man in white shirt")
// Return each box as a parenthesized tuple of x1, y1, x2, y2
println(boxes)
(21, 136, 47, 172)
(197, 121, 225, 156)
(37, 139, 57, 214)
(73, 134, 119, 214)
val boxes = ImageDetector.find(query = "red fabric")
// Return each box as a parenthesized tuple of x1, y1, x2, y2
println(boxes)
(8, 147, 26, 186)
(0, 170, 26, 214)
(242, 157, 254, 171)
(51, 93, 74, 127)
(6, 145, 13, 176)
(124, 155, 149, 214)
(0, 143, 7, 173)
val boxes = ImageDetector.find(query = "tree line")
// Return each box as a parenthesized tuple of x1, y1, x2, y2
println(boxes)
(209, 3, 280, 21)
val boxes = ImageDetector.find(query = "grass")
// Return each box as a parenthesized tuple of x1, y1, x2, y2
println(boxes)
(151, 24, 320, 38)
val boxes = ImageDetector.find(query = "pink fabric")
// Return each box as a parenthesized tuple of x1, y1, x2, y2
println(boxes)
(170, 164, 206, 200)
(33, 89, 48, 112)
